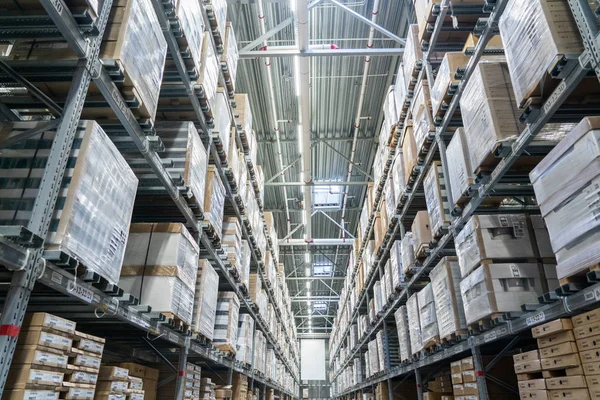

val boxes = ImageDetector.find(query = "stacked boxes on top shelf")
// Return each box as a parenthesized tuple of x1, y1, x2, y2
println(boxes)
(96, 366, 131, 400)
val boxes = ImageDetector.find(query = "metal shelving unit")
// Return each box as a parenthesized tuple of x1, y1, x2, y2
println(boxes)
(0, 0, 299, 397)
(330, 0, 600, 398)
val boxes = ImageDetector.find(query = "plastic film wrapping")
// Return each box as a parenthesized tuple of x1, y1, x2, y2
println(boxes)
(430, 52, 470, 117)
(206, 0, 227, 40)
(459, 61, 523, 173)
(368, 340, 379, 375)
(175, 0, 205, 74)
(446, 128, 473, 207)
(389, 240, 404, 289)
(417, 283, 438, 346)
(212, 90, 231, 152)
(373, 281, 383, 314)
(454, 214, 533, 278)
(364, 350, 371, 378)
(407, 293, 423, 355)
(394, 63, 407, 110)
(401, 233, 416, 275)
(353, 358, 363, 384)
(205, 166, 226, 237)
(384, 260, 393, 302)
(392, 151, 405, 206)
(376, 331, 386, 370)
(222, 22, 239, 90)
(429, 257, 466, 340)
(424, 161, 452, 236)
(383, 85, 398, 136)
(412, 104, 435, 155)
(193, 259, 219, 339)
(394, 306, 412, 361)
(214, 292, 240, 350)
(31, 121, 138, 284)
(236, 314, 254, 365)
(384, 178, 395, 223)
(200, 31, 220, 109)
(402, 25, 422, 91)
(499, 0, 584, 106)
(109, 0, 166, 120)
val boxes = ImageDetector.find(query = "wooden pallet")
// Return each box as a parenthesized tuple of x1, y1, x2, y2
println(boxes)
(467, 313, 504, 334)
(422, 336, 440, 353)
(162, 312, 192, 333)
(414, 243, 430, 259)
(192, 332, 213, 347)
(440, 330, 468, 345)
(557, 264, 600, 295)
(216, 343, 237, 358)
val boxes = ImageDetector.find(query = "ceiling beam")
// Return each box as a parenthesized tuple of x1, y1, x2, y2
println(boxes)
(239, 48, 405, 58)
(286, 277, 344, 281)
(279, 239, 354, 246)
(263, 207, 362, 213)
(291, 297, 339, 302)
(266, 181, 370, 187)
(258, 137, 375, 144)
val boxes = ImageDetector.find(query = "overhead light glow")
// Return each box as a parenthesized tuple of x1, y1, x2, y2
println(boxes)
(305, 267, 311, 276)
(307, 291, 311, 297)
(297, 124, 303, 154)
(306, 300, 311, 305)
(306, 281, 311, 289)
(294, 56, 301, 96)
(305, 252, 310, 263)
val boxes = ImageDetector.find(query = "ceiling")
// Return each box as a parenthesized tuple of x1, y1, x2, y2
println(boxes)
(227, 0, 412, 333)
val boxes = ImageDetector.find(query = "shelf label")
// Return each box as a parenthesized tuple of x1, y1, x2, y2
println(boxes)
(594, 287, 600, 301)
(526, 312, 546, 326)
(50, 0, 64, 13)
(544, 80, 567, 114)
(483, 330, 497, 343)
(68, 280, 94, 304)
(51, 271, 62, 285)
(168, 331, 180, 344)
(130, 313, 150, 330)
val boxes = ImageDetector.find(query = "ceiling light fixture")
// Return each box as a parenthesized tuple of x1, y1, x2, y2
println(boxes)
(306, 281, 311, 289)
(290, 0, 296, 13)
(294, 56, 301, 96)
(297, 124, 303, 154)
(304, 252, 310, 263)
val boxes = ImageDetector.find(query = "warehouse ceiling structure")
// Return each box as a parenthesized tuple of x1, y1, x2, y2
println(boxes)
(227, 0, 411, 335)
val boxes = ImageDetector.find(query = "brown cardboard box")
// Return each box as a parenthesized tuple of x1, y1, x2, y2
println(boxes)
(17, 329, 72, 351)
(572, 310, 600, 328)
(520, 390, 549, 400)
(117, 363, 145, 378)
(451, 373, 463, 385)
(541, 354, 582, 371)
(461, 357, 474, 371)
(586, 375, 600, 389)
(518, 379, 546, 390)
(11, 346, 68, 369)
(96, 379, 129, 393)
(462, 383, 478, 396)
(514, 350, 541, 363)
(461, 371, 476, 383)
(542, 366, 584, 378)
(574, 322, 600, 340)
(453, 384, 465, 396)
(451, 361, 462, 374)
(546, 375, 587, 389)
(401, 122, 418, 187)
(424, 393, 445, 400)
(576, 335, 600, 352)
(582, 348, 600, 363)
(532, 319, 574, 338)
(548, 388, 590, 400)
(540, 342, 579, 358)
(462, 33, 503, 54)
(5, 367, 64, 389)
(538, 331, 577, 348)
(23, 313, 76, 335)
(99, 366, 129, 381)
(2, 390, 59, 400)
(515, 360, 543, 374)
(412, 211, 433, 256)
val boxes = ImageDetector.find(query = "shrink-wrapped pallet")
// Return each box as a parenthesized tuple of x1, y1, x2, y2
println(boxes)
(120, 223, 199, 323)
(407, 293, 422, 355)
(394, 62, 408, 111)
(529, 117, 600, 280)
(455, 214, 535, 278)
(373, 281, 383, 314)
(411, 211, 432, 258)
(173, 0, 205, 76)
(412, 83, 435, 154)
(368, 340, 380, 375)
(424, 161, 452, 237)
(460, 263, 547, 325)
(382, 86, 398, 144)
(401, 233, 416, 275)
(391, 151, 405, 206)
(221, 22, 239, 91)
(193, 259, 219, 339)
(499, 0, 584, 107)
(389, 240, 404, 289)
(401, 122, 418, 187)
(376, 331, 386, 370)
(431, 52, 470, 117)
(199, 31, 220, 109)
(417, 283, 439, 348)
(446, 128, 474, 207)
(353, 358, 363, 385)
(236, 314, 254, 365)
(384, 178, 396, 223)
(384, 261, 393, 301)
(205, 166, 226, 238)
(402, 25, 422, 90)
(364, 350, 371, 378)
(0, 121, 137, 285)
(460, 61, 523, 173)
(214, 292, 240, 353)
(212, 89, 231, 152)
(205, 0, 227, 40)
(240, 240, 251, 289)
(394, 306, 412, 362)
(430, 257, 467, 341)
(223, 217, 242, 271)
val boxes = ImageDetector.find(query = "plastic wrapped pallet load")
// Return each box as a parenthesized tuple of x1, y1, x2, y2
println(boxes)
(373, 281, 383, 314)
(417, 283, 439, 349)
(499, 0, 585, 108)
(411, 211, 433, 258)
(429, 257, 467, 341)
(0, 121, 137, 285)
(460, 263, 546, 326)
(120, 223, 199, 325)
(205, 0, 227, 40)
(376, 331, 386, 370)
(129, 121, 208, 214)
(454, 214, 535, 278)
(222, 217, 242, 271)
(424, 161, 452, 237)
(221, 22, 239, 91)
(368, 340, 379, 375)
(400, 121, 418, 187)
(401, 232, 416, 276)
(389, 240, 404, 290)
(412, 84, 436, 154)
(171, 0, 205, 78)
(211, 89, 232, 152)
(235, 314, 254, 364)
(402, 25, 423, 90)
(193, 259, 219, 340)
(407, 292, 423, 356)
(214, 292, 240, 354)
(446, 128, 474, 208)
(198, 31, 220, 109)
(430, 52, 471, 117)
(529, 117, 600, 281)
(394, 306, 412, 362)
(204, 165, 226, 239)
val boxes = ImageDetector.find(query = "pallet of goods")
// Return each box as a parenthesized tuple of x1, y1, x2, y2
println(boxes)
(214, 292, 240, 356)
(192, 259, 219, 342)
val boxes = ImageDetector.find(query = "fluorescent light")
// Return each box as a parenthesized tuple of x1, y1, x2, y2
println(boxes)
(307, 291, 311, 297)
(306, 281, 311, 289)
(297, 124, 302, 154)
(305, 252, 310, 263)
(305, 267, 311, 276)
(306, 300, 311, 305)
(294, 56, 301, 96)
(302, 211, 306, 225)
(300, 171, 305, 183)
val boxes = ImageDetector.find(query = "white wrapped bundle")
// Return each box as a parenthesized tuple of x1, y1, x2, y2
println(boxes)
(206, 0, 227, 40)
(175, 0, 205, 75)
(394, 306, 411, 362)
(407, 293, 422, 355)
(446, 128, 474, 207)
(389, 240, 404, 290)
(430, 257, 466, 340)
(221, 22, 239, 91)
(199, 31, 220, 109)
(205, 166, 226, 238)
(402, 25, 422, 90)
(373, 281, 383, 314)
(214, 292, 240, 352)
(401, 233, 416, 275)
(212, 90, 231, 152)
(193, 259, 219, 339)
(236, 314, 254, 365)
(417, 283, 439, 348)
(368, 340, 379, 374)
(424, 161, 452, 237)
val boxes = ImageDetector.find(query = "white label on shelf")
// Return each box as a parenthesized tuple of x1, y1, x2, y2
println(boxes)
(483, 330, 497, 343)
(544, 80, 567, 114)
(51, 271, 62, 285)
(68, 281, 94, 304)
(130, 313, 150, 330)
(594, 287, 600, 301)
(585, 290, 595, 301)
(526, 312, 546, 326)
(168, 331, 179, 344)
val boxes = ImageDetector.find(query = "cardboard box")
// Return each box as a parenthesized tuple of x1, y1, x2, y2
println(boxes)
(548, 388, 590, 400)
(520, 390, 549, 400)
(451, 373, 463, 385)
(23, 313, 76, 336)
(462, 383, 478, 396)
(12, 346, 68, 369)
(518, 379, 546, 391)
(572, 309, 600, 328)
(424, 161, 452, 236)
(580, 348, 600, 363)
(546, 375, 587, 389)
(461, 357, 474, 371)
(539, 342, 578, 358)
(541, 354, 582, 371)
(451, 360, 462, 374)
(576, 334, 600, 352)
(446, 128, 474, 207)
(585, 375, 600, 391)
(401, 122, 418, 187)
(96, 379, 129, 393)
(461, 370, 476, 383)
(72, 331, 105, 355)
(453, 384, 464, 396)
(514, 350, 540, 364)
(17, 329, 72, 351)
(2, 390, 59, 400)
(424, 393, 445, 400)
(5, 367, 64, 388)
(515, 360, 542, 374)
(462, 33, 503, 54)
(538, 331, 577, 348)
(63, 387, 95, 400)
(412, 211, 433, 256)
(431, 52, 471, 117)
(455, 214, 535, 278)
(532, 319, 573, 339)
(100, 366, 129, 381)
(574, 322, 600, 340)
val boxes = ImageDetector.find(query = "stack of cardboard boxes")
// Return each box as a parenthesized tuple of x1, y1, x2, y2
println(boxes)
(423, 375, 453, 400)
(155, 362, 200, 399)
(574, 309, 600, 398)
(231, 373, 248, 399)
(96, 366, 131, 400)
(199, 377, 216, 399)
(117, 363, 158, 400)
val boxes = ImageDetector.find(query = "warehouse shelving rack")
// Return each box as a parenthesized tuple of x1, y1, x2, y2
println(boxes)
(0, 0, 299, 397)
(330, 0, 600, 399)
